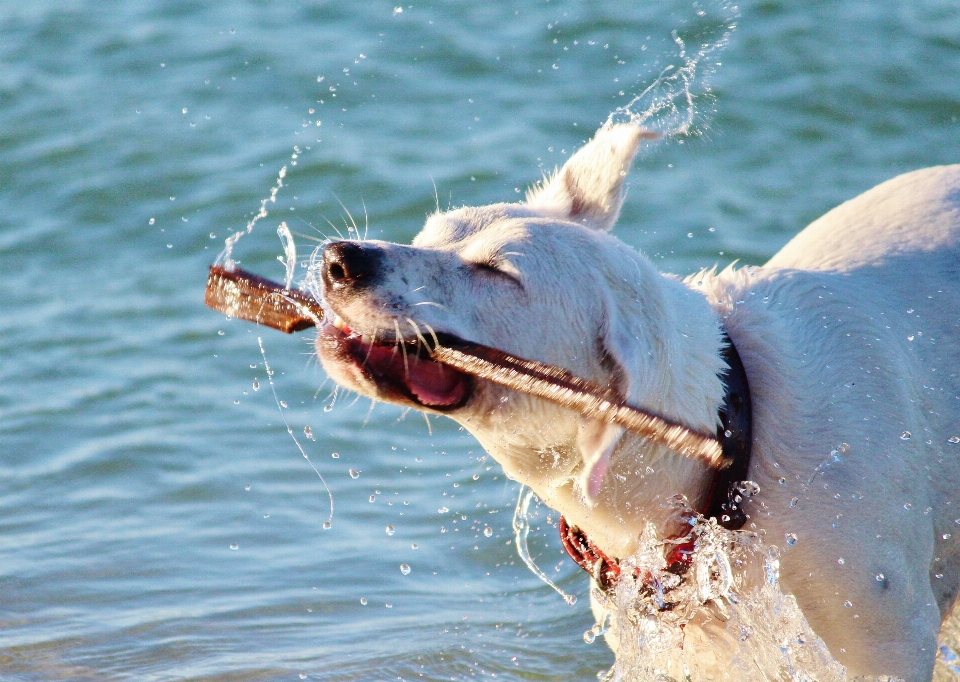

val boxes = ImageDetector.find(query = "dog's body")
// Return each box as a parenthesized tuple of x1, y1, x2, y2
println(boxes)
(315, 124, 960, 680)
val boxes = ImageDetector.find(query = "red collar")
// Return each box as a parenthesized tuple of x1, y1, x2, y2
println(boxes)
(559, 332, 752, 593)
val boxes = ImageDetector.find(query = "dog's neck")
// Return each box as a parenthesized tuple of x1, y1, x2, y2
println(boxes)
(465, 270, 729, 559)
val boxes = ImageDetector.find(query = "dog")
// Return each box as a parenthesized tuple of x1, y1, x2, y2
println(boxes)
(314, 123, 960, 680)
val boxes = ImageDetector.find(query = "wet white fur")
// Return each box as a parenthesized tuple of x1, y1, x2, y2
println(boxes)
(319, 124, 960, 680)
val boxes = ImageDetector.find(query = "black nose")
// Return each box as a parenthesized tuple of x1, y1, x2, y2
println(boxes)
(321, 241, 384, 291)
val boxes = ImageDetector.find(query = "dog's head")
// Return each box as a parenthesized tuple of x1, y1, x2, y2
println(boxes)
(315, 124, 724, 544)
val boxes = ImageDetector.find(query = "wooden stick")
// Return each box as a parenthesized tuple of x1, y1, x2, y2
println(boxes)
(204, 265, 726, 468)
(430, 344, 726, 468)
(204, 265, 324, 333)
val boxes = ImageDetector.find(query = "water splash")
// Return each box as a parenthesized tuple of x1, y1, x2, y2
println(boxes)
(606, 1, 738, 140)
(256, 336, 335, 530)
(277, 221, 297, 290)
(594, 496, 847, 681)
(218, 165, 288, 268)
(512, 486, 577, 606)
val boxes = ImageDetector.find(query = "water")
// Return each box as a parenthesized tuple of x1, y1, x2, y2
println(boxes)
(1, 0, 959, 680)
(595, 496, 847, 681)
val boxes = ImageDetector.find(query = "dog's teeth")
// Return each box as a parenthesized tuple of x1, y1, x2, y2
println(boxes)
(332, 315, 345, 331)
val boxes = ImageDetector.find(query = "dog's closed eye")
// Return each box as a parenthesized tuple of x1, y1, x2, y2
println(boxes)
(468, 259, 523, 286)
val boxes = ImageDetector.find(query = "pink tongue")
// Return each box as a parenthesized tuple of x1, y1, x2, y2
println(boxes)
(362, 342, 465, 407)
(404, 357, 466, 406)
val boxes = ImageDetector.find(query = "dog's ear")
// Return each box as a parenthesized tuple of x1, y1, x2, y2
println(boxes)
(526, 123, 657, 232)
(577, 419, 624, 504)
(577, 284, 653, 501)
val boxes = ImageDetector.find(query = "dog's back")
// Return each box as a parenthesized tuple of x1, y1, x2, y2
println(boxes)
(703, 165, 960, 677)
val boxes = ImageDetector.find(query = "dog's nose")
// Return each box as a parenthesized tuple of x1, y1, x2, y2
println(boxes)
(321, 241, 384, 291)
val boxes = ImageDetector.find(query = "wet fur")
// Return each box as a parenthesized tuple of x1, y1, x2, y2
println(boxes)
(316, 124, 960, 680)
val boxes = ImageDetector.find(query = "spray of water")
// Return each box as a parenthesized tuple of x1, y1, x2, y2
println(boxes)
(607, 1, 738, 140)
(584, 496, 846, 681)
(257, 336, 335, 530)
(512, 486, 577, 606)
(218, 165, 288, 269)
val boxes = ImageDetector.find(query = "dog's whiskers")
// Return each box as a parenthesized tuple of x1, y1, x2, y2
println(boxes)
(411, 301, 449, 311)
(335, 195, 362, 241)
(320, 213, 346, 241)
(422, 323, 441, 350)
(405, 317, 431, 352)
(362, 398, 377, 427)
(361, 199, 369, 242)
(394, 319, 410, 377)
(361, 324, 382, 366)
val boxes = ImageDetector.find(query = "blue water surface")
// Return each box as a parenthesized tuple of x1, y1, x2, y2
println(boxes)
(1, 1, 958, 680)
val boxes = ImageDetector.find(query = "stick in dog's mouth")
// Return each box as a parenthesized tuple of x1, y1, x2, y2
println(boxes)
(204, 265, 727, 469)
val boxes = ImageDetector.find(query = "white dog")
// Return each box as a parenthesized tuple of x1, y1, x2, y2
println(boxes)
(314, 123, 960, 680)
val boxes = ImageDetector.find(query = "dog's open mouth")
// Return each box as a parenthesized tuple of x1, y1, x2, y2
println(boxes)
(317, 314, 472, 411)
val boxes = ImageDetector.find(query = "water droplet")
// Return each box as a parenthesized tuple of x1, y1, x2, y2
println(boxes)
(369, 495, 376, 503)
(736, 481, 761, 497)
(438, 507, 449, 514)
(279, 400, 288, 408)
(904, 503, 913, 510)
(322, 521, 331, 530)
(252, 379, 260, 391)
(323, 404, 333, 412)
(331, 452, 339, 459)
(483, 527, 493, 537)
(472, 473, 479, 480)
(244, 483, 251, 491)
(901, 431, 912, 440)
(400, 563, 411, 575)
(936, 573, 944, 579)
(166, 243, 173, 249)
(785, 533, 797, 546)
(149, 218, 155, 225)
(583, 630, 596, 644)
(944, 533, 953, 540)
(838, 557, 845, 565)
(790, 497, 799, 508)
(349, 469, 360, 479)
(299, 674, 306, 680)
(230, 543, 239, 550)
(778, 477, 786, 485)
(950, 436, 960, 444)
(360, 597, 367, 605)
(263, 513, 270, 518)
(304, 425, 315, 440)
(875, 573, 885, 582)
(385, 525, 395, 536)
(843, 600, 852, 608)
(385, 603, 393, 608)
(411, 543, 418, 549)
